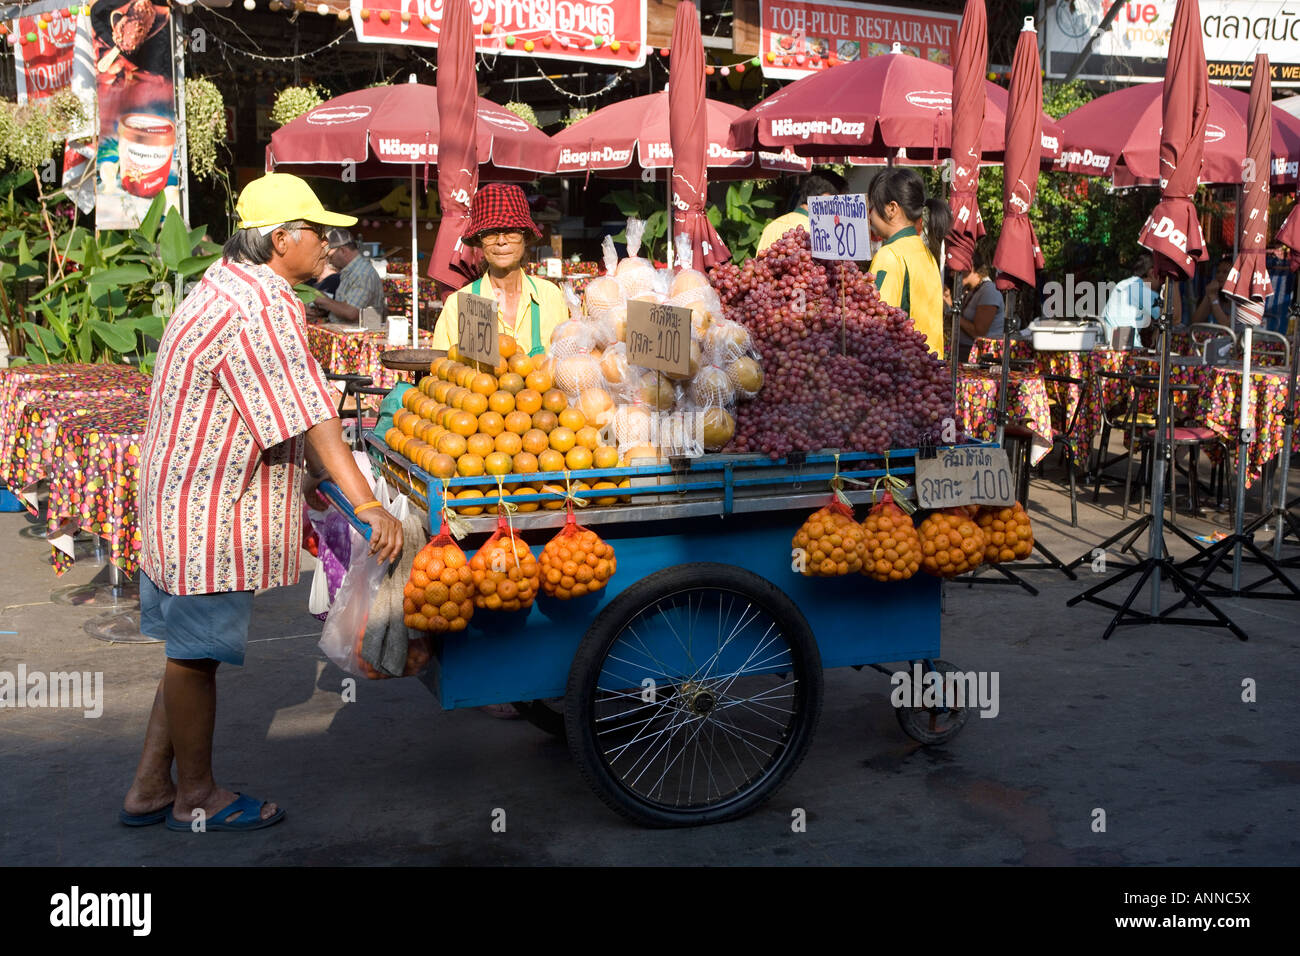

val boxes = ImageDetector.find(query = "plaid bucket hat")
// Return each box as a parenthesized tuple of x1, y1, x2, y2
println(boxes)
(463, 183, 542, 245)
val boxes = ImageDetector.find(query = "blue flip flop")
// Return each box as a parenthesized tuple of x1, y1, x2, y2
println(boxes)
(119, 803, 174, 827)
(165, 793, 285, 832)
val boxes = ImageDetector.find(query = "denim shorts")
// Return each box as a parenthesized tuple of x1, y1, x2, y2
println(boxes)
(139, 573, 255, 666)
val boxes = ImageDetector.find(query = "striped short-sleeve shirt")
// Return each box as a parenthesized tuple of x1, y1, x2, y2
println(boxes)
(140, 259, 338, 595)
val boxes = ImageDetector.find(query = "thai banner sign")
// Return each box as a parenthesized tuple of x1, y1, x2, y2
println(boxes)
(1045, 0, 1300, 87)
(11, 9, 80, 102)
(758, 0, 959, 81)
(349, 0, 648, 68)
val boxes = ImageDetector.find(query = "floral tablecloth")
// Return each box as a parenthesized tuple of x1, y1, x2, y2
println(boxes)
(305, 324, 434, 392)
(383, 274, 442, 319)
(45, 399, 149, 576)
(956, 369, 1054, 465)
(1, 370, 149, 494)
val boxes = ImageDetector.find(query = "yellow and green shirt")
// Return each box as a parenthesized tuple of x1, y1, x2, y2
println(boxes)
(757, 209, 810, 254)
(868, 226, 944, 357)
(433, 271, 568, 357)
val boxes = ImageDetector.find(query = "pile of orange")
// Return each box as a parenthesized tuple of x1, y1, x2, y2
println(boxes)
(860, 498, 922, 582)
(404, 539, 475, 632)
(469, 531, 541, 611)
(791, 503, 866, 576)
(918, 508, 986, 578)
(539, 524, 616, 598)
(384, 335, 624, 513)
(975, 502, 1034, 564)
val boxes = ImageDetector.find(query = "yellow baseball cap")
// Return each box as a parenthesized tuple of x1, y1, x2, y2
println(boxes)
(235, 173, 358, 230)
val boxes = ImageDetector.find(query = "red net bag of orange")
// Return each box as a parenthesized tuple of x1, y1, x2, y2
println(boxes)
(540, 508, 616, 599)
(975, 502, 1034, 564)
(469, 509, 541, 611)
(861, 496, 922, 581)
(791, 499, 866, 577)
(918, 506, 986, 578)
(403, 518, 474, 633)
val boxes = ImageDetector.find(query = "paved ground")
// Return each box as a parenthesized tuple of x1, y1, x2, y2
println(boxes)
(2, 452, 1297, 866)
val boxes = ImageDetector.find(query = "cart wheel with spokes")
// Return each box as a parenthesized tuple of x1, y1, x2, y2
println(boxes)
(893, 659, 971, 746)
(564, 563, 824, 828)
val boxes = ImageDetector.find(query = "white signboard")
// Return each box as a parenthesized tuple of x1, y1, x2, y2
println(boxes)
(807, 193, 869, 261)
(1045, 0, 1300, 87)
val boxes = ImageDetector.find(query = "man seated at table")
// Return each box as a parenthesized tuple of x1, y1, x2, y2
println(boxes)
(1100, 254, 1180, 349)
(307, 228, 386, 328)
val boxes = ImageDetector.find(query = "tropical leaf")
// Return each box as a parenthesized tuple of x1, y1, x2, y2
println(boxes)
(137, 195, 166, 243)
(159, 209, 192, 271)
(177, 253, 220, 278)
(89, 318, 138, 353)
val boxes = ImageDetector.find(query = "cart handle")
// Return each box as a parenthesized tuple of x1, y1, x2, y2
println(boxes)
(318, 480, 373, 541)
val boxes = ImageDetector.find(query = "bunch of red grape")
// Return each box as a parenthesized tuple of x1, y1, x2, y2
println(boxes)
(709, 229, 954, 459)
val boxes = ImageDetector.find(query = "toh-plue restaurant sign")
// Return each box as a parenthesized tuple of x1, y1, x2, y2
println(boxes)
(349, 0, 647, 68)
(10, 9, 80, 102)
(758, 0, 959, 81)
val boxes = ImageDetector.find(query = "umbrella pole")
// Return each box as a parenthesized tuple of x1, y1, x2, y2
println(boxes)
(950, 271, 964, 418)
(1146, 277, 1174, 617)
(1231, 324, 1254, 590)
(411, 167, 419, 347)
(1272, 303, 1300, 561)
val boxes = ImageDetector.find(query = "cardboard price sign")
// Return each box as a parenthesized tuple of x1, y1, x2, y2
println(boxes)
(914, 446, 1016, 509)
(807, 193, 869, 261)
(456, 292, 501, 368)
(625, 300, 691, 377)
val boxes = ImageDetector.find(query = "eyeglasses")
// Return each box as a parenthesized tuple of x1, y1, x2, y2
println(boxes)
(478, 229, 526, 244)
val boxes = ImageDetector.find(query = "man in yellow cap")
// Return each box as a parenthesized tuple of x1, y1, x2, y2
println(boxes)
(121, 173, 403, 833)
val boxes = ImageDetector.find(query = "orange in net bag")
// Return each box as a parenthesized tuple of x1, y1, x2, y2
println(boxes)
(469, 496, 541, 611)
(918, 506, 986, 578)
(539, 482, 616, 598)
(975, 502, 1034, 564)
(861, 495, 922, 582)
(404, 516, 475, 633)
(791, 499, 866, 577)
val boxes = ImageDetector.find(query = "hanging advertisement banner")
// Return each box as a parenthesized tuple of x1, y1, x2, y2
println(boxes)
(757, 0, 959, 82)
(1045, 0, 1300, 87)
(11, 9, 80, 102)
(348, 0, 647, 68)
(91, 0, 181, 229)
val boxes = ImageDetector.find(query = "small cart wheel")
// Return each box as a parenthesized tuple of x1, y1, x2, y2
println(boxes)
(565, 563, 824, 828)
(893, 659, 971, 747)
(512, 699, 565, 737)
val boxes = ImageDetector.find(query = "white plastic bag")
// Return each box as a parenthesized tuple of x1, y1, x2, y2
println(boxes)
(319, 526, 390, 678)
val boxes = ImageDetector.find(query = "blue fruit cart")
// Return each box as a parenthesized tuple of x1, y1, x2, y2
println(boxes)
(322, 439, 970, 828)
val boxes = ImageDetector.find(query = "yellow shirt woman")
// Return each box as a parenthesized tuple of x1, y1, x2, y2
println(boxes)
(869, 225, 944, 357)
(433, 272, 568, 357)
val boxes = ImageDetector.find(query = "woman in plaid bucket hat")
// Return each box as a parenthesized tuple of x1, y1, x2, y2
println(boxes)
(432, 183, 568, 359)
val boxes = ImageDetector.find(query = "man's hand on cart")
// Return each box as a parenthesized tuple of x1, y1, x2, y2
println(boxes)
(306, 418, 405, 564)
(356, 505, 403, 563)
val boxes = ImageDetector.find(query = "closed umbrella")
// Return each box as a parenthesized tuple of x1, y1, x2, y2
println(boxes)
(668, 1, 729, 269)
(430, 0, 481, 297)
(945, 0, 987, 411)
(991, 17, 1044, 449)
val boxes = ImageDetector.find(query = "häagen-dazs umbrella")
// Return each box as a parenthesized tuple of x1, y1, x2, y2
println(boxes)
(1223, 54, 1274, 309)
(430, 0, 481, 293)
(991, 17, 1044, 448)
(668, 1, 728, 269)
(945, 0, 987, 276)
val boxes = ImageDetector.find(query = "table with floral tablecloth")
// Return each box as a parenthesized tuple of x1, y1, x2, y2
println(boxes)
(956, 368, 1054, 465)
(305, 324, 435, 392)
(44, 399, 149, 576)
(1, 368, 149, 497)
(382, 273, 443, 320)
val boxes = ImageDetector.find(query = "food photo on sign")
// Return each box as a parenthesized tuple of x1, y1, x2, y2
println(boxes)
(89, 0, 180, 228)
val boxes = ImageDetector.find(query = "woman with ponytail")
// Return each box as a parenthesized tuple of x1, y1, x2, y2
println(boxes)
(866, 168, 951, 357)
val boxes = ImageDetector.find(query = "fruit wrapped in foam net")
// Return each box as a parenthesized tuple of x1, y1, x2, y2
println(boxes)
(614, 218, 657, 299)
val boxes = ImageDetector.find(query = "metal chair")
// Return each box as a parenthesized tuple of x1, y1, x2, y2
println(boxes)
(1189, 322, 1236, 347)
(1126, 375, 1226, 522)
(1090, 369, 1142, 499)
(1042, 372, 1086, 527)
(1250, 329, 1291, 369)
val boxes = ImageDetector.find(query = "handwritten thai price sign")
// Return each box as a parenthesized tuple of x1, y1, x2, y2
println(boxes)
(914, 446, 1015, 509)
(626, 300, 691, 377)
(457, 292, 501, 368)
(807, 193, 869, 261)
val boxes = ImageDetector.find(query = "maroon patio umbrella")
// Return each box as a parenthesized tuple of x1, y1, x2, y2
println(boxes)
(553, 92, 810, 181)
(991, 18, 1044, 447)
(430, 0, 481, 291)
(1223, 54, 1273, 311)
(669, 2, 729, 269)
(1136, 0, 1208, 279)
(945, 0, 987, 276)
(726, 48, 1063, 164)
(1277, 204, 1300, 270)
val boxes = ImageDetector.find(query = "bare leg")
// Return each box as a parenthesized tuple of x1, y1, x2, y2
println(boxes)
(123, 677, 176, 815)
(164, 658, 278, 825)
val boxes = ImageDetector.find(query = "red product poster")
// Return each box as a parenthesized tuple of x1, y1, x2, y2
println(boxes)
(349, 0, 647, 68)
(758, 0, 959, 80)
(12, 10, 81, 102)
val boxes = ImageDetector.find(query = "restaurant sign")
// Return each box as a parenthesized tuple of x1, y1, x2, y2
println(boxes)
(349, 0, 647, 68)
(757, 0, 959, 81)
(1044, 0, 1300, 87)
(10, 9, 79, 102)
